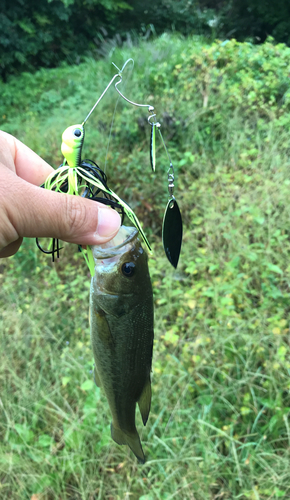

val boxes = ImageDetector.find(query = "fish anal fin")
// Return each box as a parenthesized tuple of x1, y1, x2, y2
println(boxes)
(138, 379, 151, 426)
(111, 423, 145, 464)
(93, 366, 101, 387)
(111, 423, 127, 445)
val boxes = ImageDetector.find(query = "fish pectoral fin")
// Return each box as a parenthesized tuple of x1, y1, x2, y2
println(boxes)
(93, 366, 101, 387)
(138, 379, 152, 426)
(111, 423, 145, 464)
(96, 294, 134, 318)
(94, 310, 114, 346)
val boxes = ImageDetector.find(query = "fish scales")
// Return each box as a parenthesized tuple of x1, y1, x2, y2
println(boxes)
(90, 225, 154, 463)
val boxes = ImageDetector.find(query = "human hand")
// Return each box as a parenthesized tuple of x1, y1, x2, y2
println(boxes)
(0, 131, 121, 258)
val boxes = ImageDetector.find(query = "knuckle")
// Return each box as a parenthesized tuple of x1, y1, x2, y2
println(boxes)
(0, 209, 20, 250)
(0, 187, 20, 249)
(64, 196, 89, 236)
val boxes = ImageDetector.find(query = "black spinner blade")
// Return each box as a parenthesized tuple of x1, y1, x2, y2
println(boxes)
(162, 199, 183, 268)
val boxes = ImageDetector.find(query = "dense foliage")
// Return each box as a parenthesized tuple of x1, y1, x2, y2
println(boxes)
(1, 35, 290, 498)
(2, 0, 290, 79)
(0, 0, 131, 80)
(219, 0, 290, 44)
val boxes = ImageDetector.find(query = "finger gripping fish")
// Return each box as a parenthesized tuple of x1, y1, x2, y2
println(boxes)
(90, 225, 154, 463)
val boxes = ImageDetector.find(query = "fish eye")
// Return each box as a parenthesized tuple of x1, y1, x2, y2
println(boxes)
(122, 262, 135, 277)
(74, 128, 82, 137)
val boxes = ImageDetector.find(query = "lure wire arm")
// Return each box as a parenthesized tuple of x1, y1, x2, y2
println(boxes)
(115, 77, 152, 110)
(82, 73, 121, 125)
(83, 58, 136, 126)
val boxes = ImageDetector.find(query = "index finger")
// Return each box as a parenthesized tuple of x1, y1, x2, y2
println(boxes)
(0, 131, 54, 186)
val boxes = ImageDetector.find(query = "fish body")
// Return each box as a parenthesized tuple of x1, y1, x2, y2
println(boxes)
(90, 226, 154, 463)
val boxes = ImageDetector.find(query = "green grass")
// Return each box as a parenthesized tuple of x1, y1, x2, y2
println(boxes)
(1, 34, 290, 499)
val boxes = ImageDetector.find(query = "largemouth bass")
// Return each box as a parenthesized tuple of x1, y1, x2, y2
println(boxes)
(90, 225, 154, 463)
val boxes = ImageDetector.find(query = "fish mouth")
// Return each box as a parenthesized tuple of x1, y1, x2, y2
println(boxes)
(92, 226, 138, 260)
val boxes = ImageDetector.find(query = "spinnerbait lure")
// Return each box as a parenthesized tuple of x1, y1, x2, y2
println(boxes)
(36, 59, 182, 271)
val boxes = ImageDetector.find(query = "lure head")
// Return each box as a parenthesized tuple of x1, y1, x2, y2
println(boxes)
(61, 124, 85, 167)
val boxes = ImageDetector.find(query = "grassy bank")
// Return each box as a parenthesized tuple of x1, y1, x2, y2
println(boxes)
(1, 35, 290, 499)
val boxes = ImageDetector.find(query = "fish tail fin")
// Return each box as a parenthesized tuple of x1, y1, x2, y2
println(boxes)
(111, 423, 145, 464)
(138, 378, 152, 426)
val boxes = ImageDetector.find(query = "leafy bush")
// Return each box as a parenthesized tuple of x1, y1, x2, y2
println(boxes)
(218, 0, 290, 44)
(0, 0, 131, 80)
(3, 0, 290, 80)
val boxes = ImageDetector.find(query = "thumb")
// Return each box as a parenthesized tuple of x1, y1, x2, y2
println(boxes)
(0, 170, 121, 256)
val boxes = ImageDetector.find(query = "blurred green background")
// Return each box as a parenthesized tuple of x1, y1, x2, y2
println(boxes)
(1, 2, 290, 499)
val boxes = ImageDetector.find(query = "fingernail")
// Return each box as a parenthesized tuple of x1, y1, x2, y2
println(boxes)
(96, 207, 121, 238)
